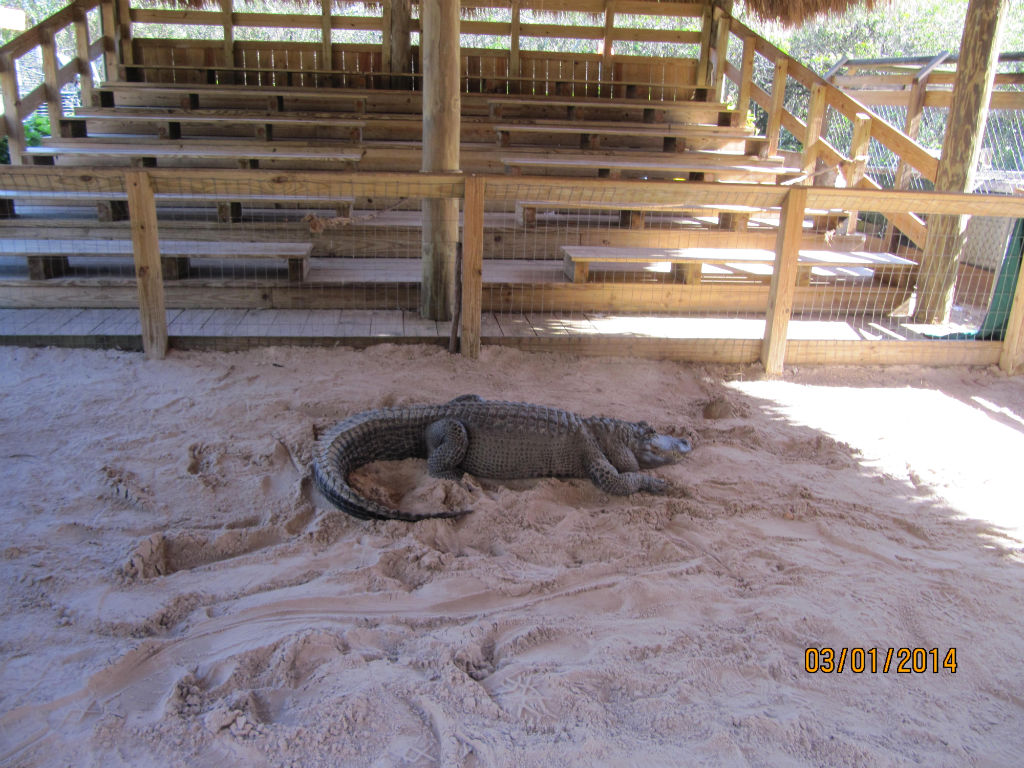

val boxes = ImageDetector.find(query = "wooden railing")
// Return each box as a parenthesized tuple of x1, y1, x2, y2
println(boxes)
(0, 0, 109, 164)
(2, 166, 1023, 373)
(722, 17, 940, 249)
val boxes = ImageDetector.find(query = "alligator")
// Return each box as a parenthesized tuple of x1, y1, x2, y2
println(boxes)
(313, 395, 692, 521)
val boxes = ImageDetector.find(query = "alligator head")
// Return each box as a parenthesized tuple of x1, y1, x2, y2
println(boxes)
(635, 423, 692, 468)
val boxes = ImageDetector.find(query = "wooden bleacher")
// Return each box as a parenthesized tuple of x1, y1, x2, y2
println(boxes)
(5, 238, 314, 282)
(560, 245, 918, 285)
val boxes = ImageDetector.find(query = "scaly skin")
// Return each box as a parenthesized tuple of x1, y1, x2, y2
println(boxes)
(313, 395, 692, 521)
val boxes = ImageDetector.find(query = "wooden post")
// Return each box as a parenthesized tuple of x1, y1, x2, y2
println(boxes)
(420, 0, 461, 321)
(915, 0, 1006, 323)
(0, 54, 24, 165)
(117, 0, 133, 69)
(319, 0, 332, 76)
(697, 2, 714, 90)
(602, 1, 615, 88)
(384, 0, 412, 90)
(761, 186, 807, 375)
(99, 0, 122, 82)
(709, 1, 732, 102)
(510, 1, 521, 93)
(842, 113, 872, 235)
(126, 171, 168, 359)
(801, 82, 828, 179)
(461, 176, 485, 358)
(40, 25, 64, 128)
(73, 5, 95, 107)
(736, 35, 755, 126)
(219, 0, 234, 74)
(763, 56, 787, 158)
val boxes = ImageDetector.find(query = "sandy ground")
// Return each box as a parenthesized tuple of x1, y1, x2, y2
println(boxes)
(1, 343, 1023, 767)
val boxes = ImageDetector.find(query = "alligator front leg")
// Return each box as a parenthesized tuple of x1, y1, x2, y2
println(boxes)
(586, 456, 668, 495)
(425, 418, 469, 481)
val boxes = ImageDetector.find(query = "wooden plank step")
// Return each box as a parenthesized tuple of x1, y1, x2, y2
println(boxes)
(561, 245, 917, 284)
(4, 238, 313, 282)
(501, 153, 798, 182)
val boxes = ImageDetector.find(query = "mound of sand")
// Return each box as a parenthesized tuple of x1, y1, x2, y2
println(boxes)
(1, 344, 1022, 766)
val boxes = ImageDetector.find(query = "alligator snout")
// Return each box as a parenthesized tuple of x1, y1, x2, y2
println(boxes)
(638, 433, 692, 468)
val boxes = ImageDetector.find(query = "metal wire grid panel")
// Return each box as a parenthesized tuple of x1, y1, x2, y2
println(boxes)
(1, 168, 1022, 369)
(478, 178, 786, 357)
(145, 173, 458, 345)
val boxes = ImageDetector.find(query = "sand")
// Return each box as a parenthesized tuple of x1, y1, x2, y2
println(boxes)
(1, 343, 1023, 767)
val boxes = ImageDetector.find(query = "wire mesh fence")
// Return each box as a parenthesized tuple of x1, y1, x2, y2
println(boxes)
(1, 168, 1023, 370)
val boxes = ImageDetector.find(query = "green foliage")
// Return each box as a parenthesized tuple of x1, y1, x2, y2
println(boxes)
(735, 0, 1024, 74)
(0, 113, 51, 165)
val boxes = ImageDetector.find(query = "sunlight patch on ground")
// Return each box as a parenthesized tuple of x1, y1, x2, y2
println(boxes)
(731, 380, 1024, 544)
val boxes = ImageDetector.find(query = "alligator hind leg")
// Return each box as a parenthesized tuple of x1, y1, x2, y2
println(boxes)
(426, 419, 470, 480)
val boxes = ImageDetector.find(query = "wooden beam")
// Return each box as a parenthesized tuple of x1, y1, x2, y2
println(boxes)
(915, 0, 1006, 324)
(99, 0, 121, 80)
(420, 0, 461, 321)
(125, 170, 168, 359)
(761, 186, 807, 375)
(460, 175, 485, 358)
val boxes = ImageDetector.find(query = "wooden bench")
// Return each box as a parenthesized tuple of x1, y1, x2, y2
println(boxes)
(501, 154, 798, 183)
(63, 109, 366, 142)
(516, 199, 773, 230)
(96, 82, 369, 114)
(494, 121, 761, 152)
(6, 239, 314, 282)
(560, 245, 918, 284)
(486, 96, 737, 126)
(24, 141, 364, 171)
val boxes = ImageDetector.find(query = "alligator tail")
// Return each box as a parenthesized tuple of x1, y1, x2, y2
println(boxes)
(312, 406, 472, 522)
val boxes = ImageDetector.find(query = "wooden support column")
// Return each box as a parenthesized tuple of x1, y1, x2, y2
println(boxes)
(842, 113, 872, 235)
(220, 0, 234, 72)
(510, 1, 521, 92)
(697, 2, 714, 90)
(761, 186, 808, 376)
(0, 54, 24, 165)
(602, 1, 615, 84)
(99, 0, 122, 82)
(40, 25, 63, 128)
(383, 0, 412, 90)
(736, 35, 755, 127)
(117, 0, 133, 69)
(319, 0, 332, 75)
(126, 171, 168, 360)
(73, 5, 95, 107)
(461, 176, 485, 359)
(420, 0, 461, 321)
(915, 0, 1006, 323)
(709, 1, 732, 102)
(801, 82, 828, 179)
(763, 57, 787, 158)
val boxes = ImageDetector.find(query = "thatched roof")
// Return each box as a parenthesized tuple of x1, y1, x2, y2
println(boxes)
(742, 0, 880, 26)
(164, 0, 880, 27)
